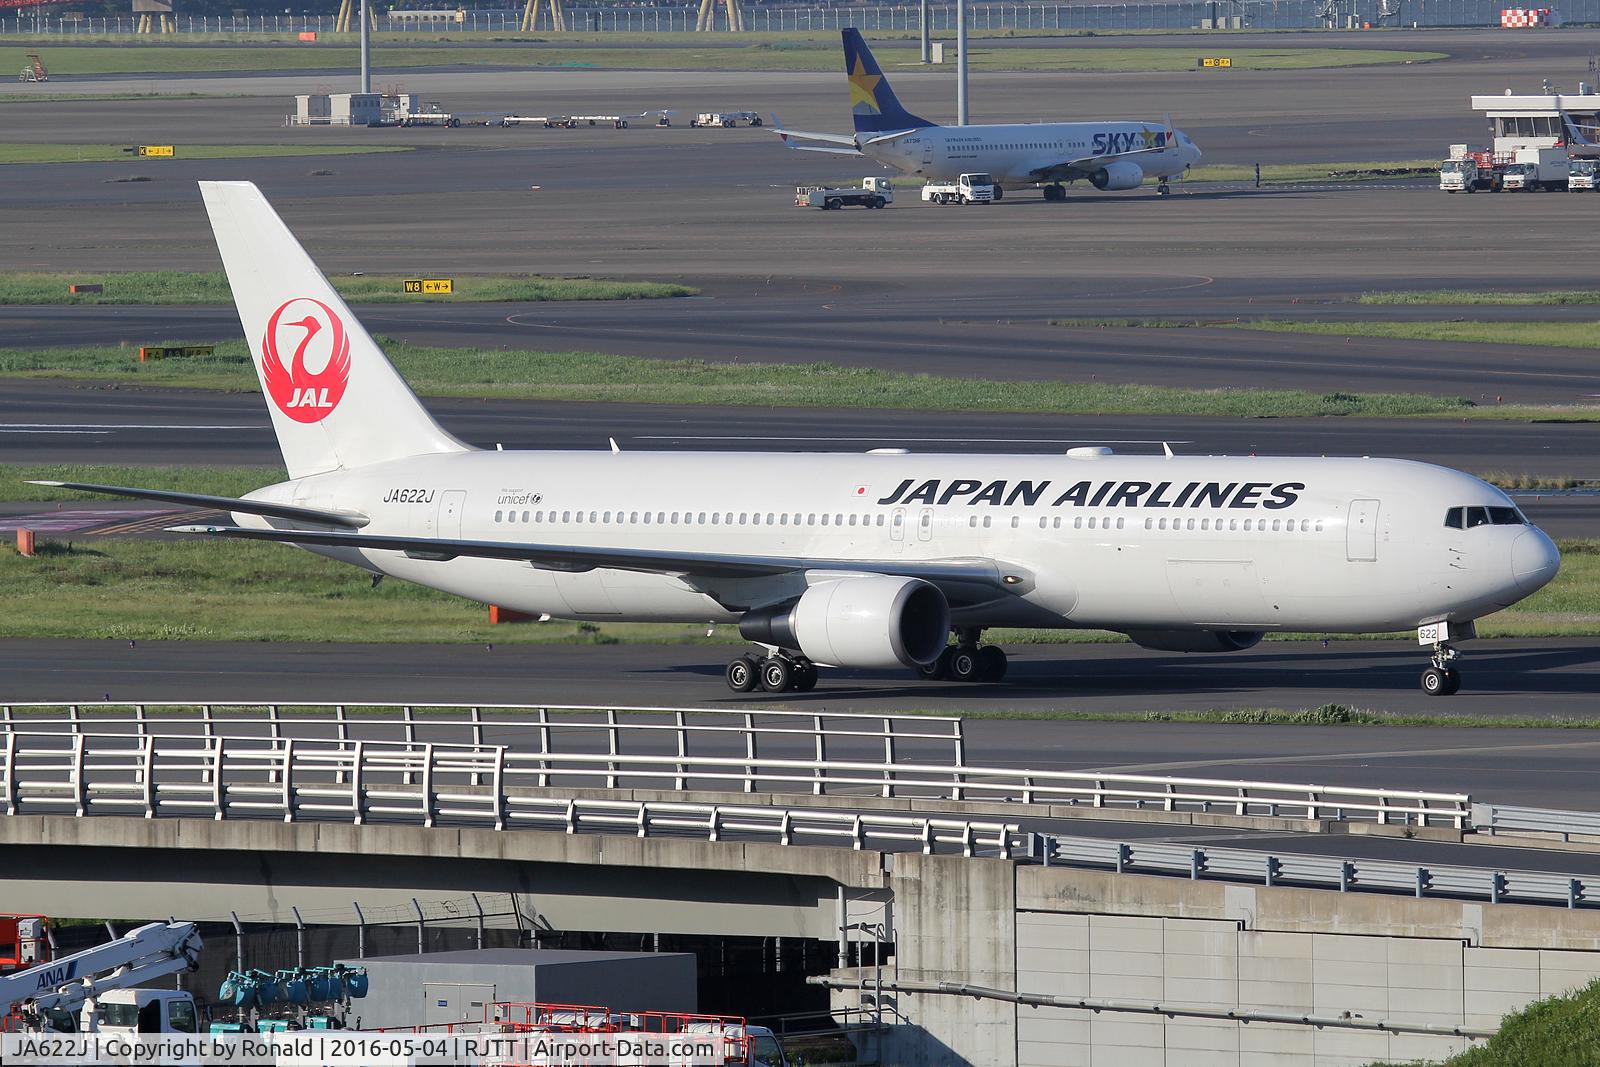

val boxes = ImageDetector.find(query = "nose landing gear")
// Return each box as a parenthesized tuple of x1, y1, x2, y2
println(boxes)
(1157, 178, 1172, 197)
(1420, 641, 1461, 696)
(726, 650, 817, 693)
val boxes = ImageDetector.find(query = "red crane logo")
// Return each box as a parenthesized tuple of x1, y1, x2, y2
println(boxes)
(261, 297, 351, 424)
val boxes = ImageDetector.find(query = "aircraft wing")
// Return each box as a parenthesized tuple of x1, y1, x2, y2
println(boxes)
(774, 125, 864, 153)
(28, 481, 369, 528)
(170, 523, 1019, 600)
(1028, 142, 1173, 182)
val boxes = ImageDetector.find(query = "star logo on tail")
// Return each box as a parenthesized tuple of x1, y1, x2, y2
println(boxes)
(849, 56, 882, 113)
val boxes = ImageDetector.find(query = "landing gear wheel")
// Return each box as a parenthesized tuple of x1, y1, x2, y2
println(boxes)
(1420, 666, 1453, 696)
(918, 648, 952, 680)
(1158, 180, 1171, 197)
(948, 647, 981, 683)
(1441, 667, 1461, 695)
(977, 645, 1008, 682)
(726, 656, 758, 693)
(792, 662, 818, 692)
(760, 656, 793, 693)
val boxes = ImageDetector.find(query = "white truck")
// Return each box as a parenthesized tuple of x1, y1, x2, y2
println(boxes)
(1440, 145, 1502, 193)
(2, 921, 203, 1034)
(1501, 147, 1568, 191)
(921, 173, 998, 205)
(795, 176, 894, 210)
(1570, 158, 1600, 190)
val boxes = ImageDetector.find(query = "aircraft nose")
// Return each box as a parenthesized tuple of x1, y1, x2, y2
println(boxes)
(1511, 529, 1560, 594)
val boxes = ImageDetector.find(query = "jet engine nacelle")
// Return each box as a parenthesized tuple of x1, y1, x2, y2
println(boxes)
(1124, 629, 1264, 653)
(1090, 161, 1145, 191)
(739, 576, 950, 669)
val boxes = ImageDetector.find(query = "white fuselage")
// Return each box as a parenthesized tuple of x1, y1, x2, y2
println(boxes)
(245, 450, 1557, 636)
(863, 120, 1202, 186)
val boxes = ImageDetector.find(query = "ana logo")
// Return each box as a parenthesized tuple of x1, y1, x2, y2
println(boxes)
(261, 297, 351, 424)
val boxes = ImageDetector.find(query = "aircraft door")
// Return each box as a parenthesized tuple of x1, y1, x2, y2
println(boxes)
(1346, 499, 1379, 562)
(436, 490, 466, 540)
(890, 507, 906, 549)
(922, 140, 934, 165)
(917, 507, 934, 542)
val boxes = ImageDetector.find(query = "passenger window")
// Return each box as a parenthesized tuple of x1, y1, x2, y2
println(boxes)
(982, 516, 992, 528)
(1315, 521, 1324, 532)
(1145, 518, 1152, 530)
(698, 512, 707, 524)
(711, 513, 719, 525)
(1011, 516, 1019, 529)
(508, 511, 517, 523)
(1075, 517, 1083, 529)
(970, 515, 978, 528)
(671, 512, 679, 523)
(740, 513, 748, 525)
(848, 515, 857, 527)
(1465, 506, 1490, 528)
(1186, 519, 1195, 531)
(1039, 517, 1048, 529)
(1244, 519, 1253, 531)
(495, 510, 503, 522)
(1116, 518, 1124, 530)
(821, 514, 830, 526)
(1158, 518, 1167, 530)
(1088, 517, 1097, 530)
(1229, 519, 1238, 531)
(1200, 518, 1209, 530)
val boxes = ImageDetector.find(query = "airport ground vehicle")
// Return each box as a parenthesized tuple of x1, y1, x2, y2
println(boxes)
(1570, 158, 1600, 189)
(921, 173, 998, 204)
(1, 921, 202, 1034)
(1440, 146, 1503, 192)
(692, 111, 762, 128)
(1501, 147, 1568, 190)
(0, 916, 49, 976)
(796, 177, 894, 209)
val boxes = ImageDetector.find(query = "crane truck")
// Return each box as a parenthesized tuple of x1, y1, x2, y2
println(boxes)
(1, 921, 202, 1035)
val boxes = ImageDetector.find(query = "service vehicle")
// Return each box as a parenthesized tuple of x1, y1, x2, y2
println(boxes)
(795, 176, 894, 209)
(398, 101, 460, 128)
(1501, 146, 1568, 190)
(921, 173, 997, 204)
(692, 111, 762, 128)
(1569, 157, 1600, 189)
(1439, 145, 1504, 192)
(0, 916, 49, 976)
(1, 921, 202, 1034)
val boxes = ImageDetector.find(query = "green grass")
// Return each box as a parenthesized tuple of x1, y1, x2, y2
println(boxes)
(1368, 979, 1600, 1067)
(1237, 319, 1600, 350)
(1181, 159, 1436, 184)
(1360, 289, 1600, 306)
(0, 464, 285, 502)
(0, 271, 693, 305)
(0, 338, 1490, 418)
(3, 42, 1442, 76)
(0, 143, 409, 165)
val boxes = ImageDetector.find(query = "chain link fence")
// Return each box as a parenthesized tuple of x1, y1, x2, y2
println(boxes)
(4, 1, 1589, 37)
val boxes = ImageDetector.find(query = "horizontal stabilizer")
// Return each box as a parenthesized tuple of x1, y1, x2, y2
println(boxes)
(32, 481, 369, 528)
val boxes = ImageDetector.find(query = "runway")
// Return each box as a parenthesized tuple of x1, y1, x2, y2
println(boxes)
(3, 637, 1599, 809)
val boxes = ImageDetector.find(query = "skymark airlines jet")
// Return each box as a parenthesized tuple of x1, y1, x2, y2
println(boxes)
(45, 182, 1558, 697)
(775, 29, 1203, 200)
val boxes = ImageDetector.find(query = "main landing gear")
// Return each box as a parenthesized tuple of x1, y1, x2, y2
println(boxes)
(1420, 641, 1462, 696)
(1042, 184, 1066, 202)
(1157, 178, 1172, 197)
(726, 650, 817, 693)
(918, 629, 1008, 683)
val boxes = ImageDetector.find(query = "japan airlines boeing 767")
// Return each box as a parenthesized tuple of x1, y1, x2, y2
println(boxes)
(44, 182, 1558, 697)
(774, 29, 1203, 200)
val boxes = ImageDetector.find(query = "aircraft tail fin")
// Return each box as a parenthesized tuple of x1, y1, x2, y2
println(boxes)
(843, 28, 935, 134)
(199, 181, 472, 480)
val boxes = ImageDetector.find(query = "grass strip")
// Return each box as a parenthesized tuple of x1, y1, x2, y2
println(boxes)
(0, 338, 1487, 418)
(0, 271, 693, 305)
(1235, 319, 1600, 350)
(1179, 158, 1436, 184)
(0, 143, 408, 165)
(0, 525, 1593, 643)
(1368, 979, 1600, 1066)
(4, 43, 1442, 76)
(1360, 289, 1600, 306)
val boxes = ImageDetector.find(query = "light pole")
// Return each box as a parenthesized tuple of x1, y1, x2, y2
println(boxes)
(956, 0, 968, 125)
(359, 0, 371, 94)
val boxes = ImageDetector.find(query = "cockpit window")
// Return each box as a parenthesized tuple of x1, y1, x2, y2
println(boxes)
(1446, 505, 1525, 529)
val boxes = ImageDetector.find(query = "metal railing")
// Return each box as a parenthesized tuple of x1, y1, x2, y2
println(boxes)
(0, 731, 1016, 856)
(1025, 831, 1594, 909)
(0, 702, 965, 795)
(0, 706, 1470, 825)
(1471, 803, 1600, 842)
